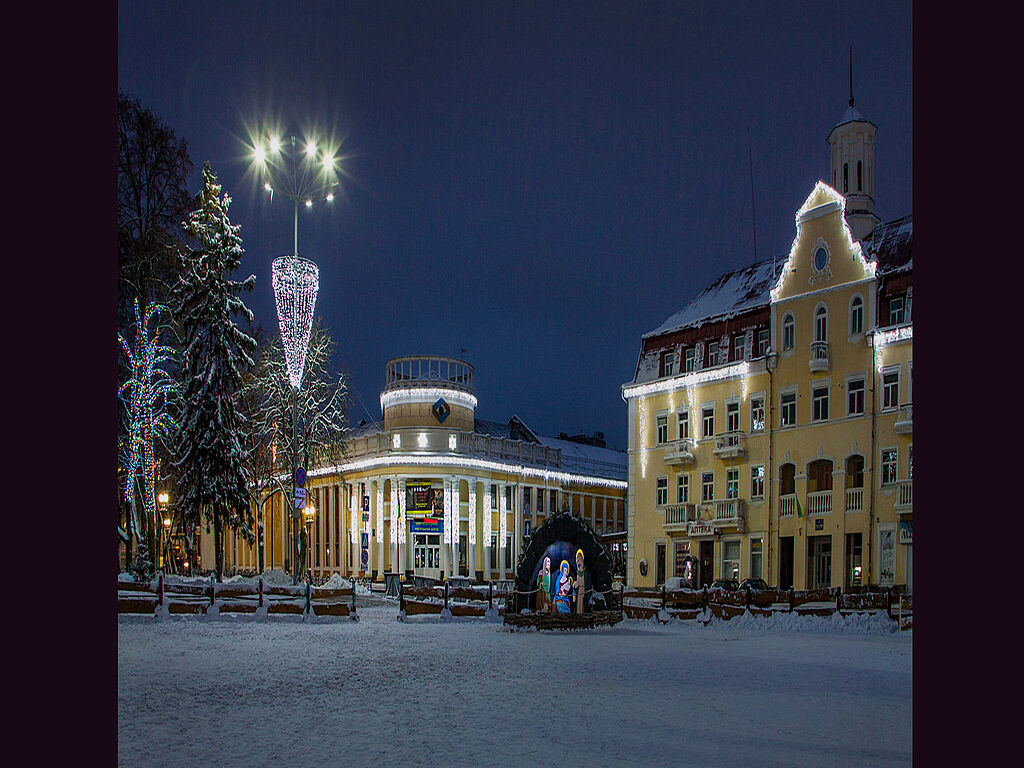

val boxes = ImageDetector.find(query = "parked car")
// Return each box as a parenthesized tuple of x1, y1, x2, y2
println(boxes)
(739, 578, 769, 592)
(709, 578, 739, 591)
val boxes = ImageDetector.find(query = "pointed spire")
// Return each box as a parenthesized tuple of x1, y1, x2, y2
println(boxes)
(849, 46, 855, 107)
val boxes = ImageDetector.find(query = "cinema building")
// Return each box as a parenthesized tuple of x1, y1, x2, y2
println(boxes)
(213, 355, 628, 582)
(623, 99, 912, 593)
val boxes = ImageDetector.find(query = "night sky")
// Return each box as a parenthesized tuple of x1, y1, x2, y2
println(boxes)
(117, 1, 912, 450)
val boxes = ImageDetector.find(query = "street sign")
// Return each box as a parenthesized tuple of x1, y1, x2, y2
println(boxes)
(294, 487, 307, 500)
(294, 496, 305, 509)
(295, 467, 306, 487)
(362, 495, 370, 512)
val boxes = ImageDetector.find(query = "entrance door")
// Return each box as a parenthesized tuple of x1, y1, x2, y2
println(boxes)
(414, 535, 441, 579)
(808, 536, 832, 589)
(655, 543, 666, 586)
(779, 536, 794, 589)
(699, 540, 714, 588)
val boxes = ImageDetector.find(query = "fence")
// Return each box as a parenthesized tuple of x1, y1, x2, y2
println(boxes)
(117, 574, 358, 619)
(398, 580, 512, 619)
(622, 585, 912, 629)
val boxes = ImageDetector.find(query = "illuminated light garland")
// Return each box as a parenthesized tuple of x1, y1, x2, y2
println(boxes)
(379, 387, 478, 412)
(271, 255, 320, 388)
(499, 483, 507, 549)
(305, 455, 627, 491)
(453, 479, 461, 545)
(443, 478, 452, 545)
(622, 361, 752, 401)
(118, 298, 177, 538)
(483, 485, 492, 546)
(873, 325, 913, 372)
(769, 181, 876, 303)
(389, 477, 398, 544)
(638, 397, 648, 480)
(468, 482, 477, 546)
(397, 478, 407, 544)
(376, 481, 383, 548)
(349, 484, 357, 545)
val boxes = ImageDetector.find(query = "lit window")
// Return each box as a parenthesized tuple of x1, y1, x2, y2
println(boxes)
(702, 472, 714, 502)
(750, 396, 765, 432)
(656, 477, 668, 506)
(751, 466, 765, 499)
(812, 386, 829, 422)
(781, 391, 797, 427)
(850, 296, 864, 335)
(881, 449, 898, 486)
(783, 315, 795, 351)
(847, 378, 865, 416)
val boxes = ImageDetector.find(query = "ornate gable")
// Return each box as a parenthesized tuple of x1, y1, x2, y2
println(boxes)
(770, 181, 875, 303)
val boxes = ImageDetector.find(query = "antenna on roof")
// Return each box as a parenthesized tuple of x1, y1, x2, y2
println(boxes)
(458, 346, 469, 360)
(849, 46, 855, 107)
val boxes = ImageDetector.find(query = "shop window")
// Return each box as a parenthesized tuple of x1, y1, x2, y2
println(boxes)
(750, 538, 763, 580)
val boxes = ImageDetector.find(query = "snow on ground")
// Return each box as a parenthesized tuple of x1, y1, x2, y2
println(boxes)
(118, 605, 911, 767)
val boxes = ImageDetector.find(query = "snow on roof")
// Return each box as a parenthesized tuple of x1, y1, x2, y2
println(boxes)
(644, 258, 778, 338)
(535, 434, 627, 481)
(863, 215, 913, 275)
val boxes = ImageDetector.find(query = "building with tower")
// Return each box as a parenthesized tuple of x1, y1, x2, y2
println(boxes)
(622, 89, 912, 593)
(209, 355, 628, 583)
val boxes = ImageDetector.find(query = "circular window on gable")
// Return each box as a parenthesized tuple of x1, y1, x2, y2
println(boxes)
(814, 246, 829, 271)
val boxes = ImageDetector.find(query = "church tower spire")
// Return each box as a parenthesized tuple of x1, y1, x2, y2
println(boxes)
(827, 48, 880, 241)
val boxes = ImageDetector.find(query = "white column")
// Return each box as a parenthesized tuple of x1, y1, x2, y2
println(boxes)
(452, 478, 461, 577)
(441, 477, 450, 578)
(467, 480, 477, 580)
(376, 479, 384, 577)
(483, 483, 492, 580)
(389, 476, 399, 574)
(398, 477, 407, 574)
(498, 482, 507, 578)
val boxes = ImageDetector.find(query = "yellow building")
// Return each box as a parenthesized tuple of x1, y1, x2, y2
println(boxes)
(622, 102, 912, 593)
(212, 355, 628, 582)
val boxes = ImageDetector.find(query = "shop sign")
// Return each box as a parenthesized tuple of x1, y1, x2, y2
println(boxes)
(410, 518, 443, 534)
(688, 522, 714, 537)
(898, 521, 913, 544)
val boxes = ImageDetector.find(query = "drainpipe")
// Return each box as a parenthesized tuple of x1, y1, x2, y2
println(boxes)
(766, 349, 776, 585)
(868, 333, 877, 589)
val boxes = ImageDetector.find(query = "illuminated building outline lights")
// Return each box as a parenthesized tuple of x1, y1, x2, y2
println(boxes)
(380, 387, 478, 412)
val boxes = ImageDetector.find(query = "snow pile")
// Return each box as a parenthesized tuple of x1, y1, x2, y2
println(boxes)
(318, 573, 353, 590)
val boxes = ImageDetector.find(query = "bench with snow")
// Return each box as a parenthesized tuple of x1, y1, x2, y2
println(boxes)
(309, 580, 357, 618)
(399, 581, 506, 619)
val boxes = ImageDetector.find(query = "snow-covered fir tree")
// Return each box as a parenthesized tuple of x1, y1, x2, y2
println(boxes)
(173, 162, 257, 581)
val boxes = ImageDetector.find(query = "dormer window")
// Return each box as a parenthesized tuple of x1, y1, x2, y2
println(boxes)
(708, 341, 720, 367)
(661, 349, 678, 377)
(684, 347, 695, 372)
(732, 335, 745, 361)
(889, 297, 905, 326)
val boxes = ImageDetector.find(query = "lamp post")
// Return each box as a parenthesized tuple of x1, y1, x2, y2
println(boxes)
(157, 491, 170, 573)
(303, 502, 316, 581)
(253, 128, 330, 585)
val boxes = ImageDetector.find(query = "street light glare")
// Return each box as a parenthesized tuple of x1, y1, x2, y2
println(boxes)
(326, 193, 334, 202)
(265, 183, 273, 192)
(305, 199, 313, 208)
(322, 154, 333, 172)
(253, 145, 266, 164)
(269, 136, 281, 153)
(305, 141, 317, 158)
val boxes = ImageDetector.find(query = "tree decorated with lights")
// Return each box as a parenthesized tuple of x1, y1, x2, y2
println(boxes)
(173, 162, 257, 582)
(118, 298, 178, 577)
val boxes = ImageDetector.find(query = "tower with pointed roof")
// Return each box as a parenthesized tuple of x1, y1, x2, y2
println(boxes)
(827, 49, 880, 241)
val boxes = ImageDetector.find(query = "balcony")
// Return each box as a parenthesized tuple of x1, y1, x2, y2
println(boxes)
(662, 503, 698, 532)
(663, 437, 696, 465)
(895, 479, 913, 512)
(713, 431, 745, 459)
(845, 487, 864, 513)
(809, 341, 830, 373)
(780, 493, 796, 518)
(806, 489, 833, 516)
(712, 498, 746, 531)
(894, 403, 913, 435)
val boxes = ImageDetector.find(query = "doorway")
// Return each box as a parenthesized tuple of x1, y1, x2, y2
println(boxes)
(807, 536, 832, 589)
(414, 534, 440, 579)
(699, 540, 714, 588)
(655, 542, 667, 586)
(779, 536, 794, 589)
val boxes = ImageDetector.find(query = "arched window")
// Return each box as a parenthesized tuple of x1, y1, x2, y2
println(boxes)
(857, 160, 863, 191)
(808, 459, 833, 492)
(833, 168, 837, 188)
(845, 455, 864, 488)
(850, 295, 864, 335)
(779, 463, 796, 495)
(814, 305, 827, 342)
(843, 163, 849, 193)
(782, 313, 795, 351)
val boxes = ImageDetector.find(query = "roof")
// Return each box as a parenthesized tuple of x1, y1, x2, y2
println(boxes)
(535, 434, 627, 481)
(829, 104, 877, 134)
(863, 215, 913, 275)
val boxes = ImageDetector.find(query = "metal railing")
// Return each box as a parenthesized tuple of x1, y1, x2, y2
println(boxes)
(383, 355, 475, 394)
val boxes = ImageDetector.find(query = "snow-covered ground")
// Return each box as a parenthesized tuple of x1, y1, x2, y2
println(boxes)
(118, 605, 911, 767)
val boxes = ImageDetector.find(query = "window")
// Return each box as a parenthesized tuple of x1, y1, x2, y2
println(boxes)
(677, 409, 689, 440)
(908, 445, 913, 480)
(702, 406, 715, 439)
(733, 335, 745, 361)
(726, 468, 740, 499)
(677, 474, 689, 503)
(889, 297, 905, 326)
(757, 328, 770, 357)
(656, 542, 667, 586)
(723, 540, 740, 580)
(656, 413, 668, 444)
(536, 488, 544, 514)
(490, 484, 498, 508)
(857, 160, 863, 191)
(726, 401, 739, 433)
(550, 490, 557, 512)
(702, 472, 714, 502)
(815, 306, 827, 342)
(656, 477, 668, 506)
(750, 538, 763, 580)
(882, 370, 899, 410)
(847, 378, 865, 416)
(751, 466, 765, 499)
(490, 536, 497, 569)
(808, 459, 833, 492)
(850, 296, 863, 335)
(708, 341, 720, 367)
(781, 391, 796, 427)
(684, 347, 694, 372)
(843, 162, 848, 193)
(846, 455, 864, 488)
(779, 464, 796, 495)
(750, 396, 765, 432)
(505, 485, 513, 510)
(881, 449, 897, 486)
(782, 314, 795, 350)
(662, 350, 677, 377)
(812, 385, 829, 422)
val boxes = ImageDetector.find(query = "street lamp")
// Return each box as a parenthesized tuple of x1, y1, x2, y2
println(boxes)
(157, 491, 170, 572)
(303, 502, 316, 580)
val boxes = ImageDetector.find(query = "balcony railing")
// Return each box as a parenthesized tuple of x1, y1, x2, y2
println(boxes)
(383, 355, 475, 394)
(712, 498, 745, 530)
(662, 503, 698, 529)
(806, 489, 833, 516)
(895, 479, 913, 511)
(894, 403, 913, 435)
(845, 487, 864, 513)
(809, 341, 830, 373)
(780, 493, 796, 517)
(713, 431, 745, 459)
(663, 437, 696, 465)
